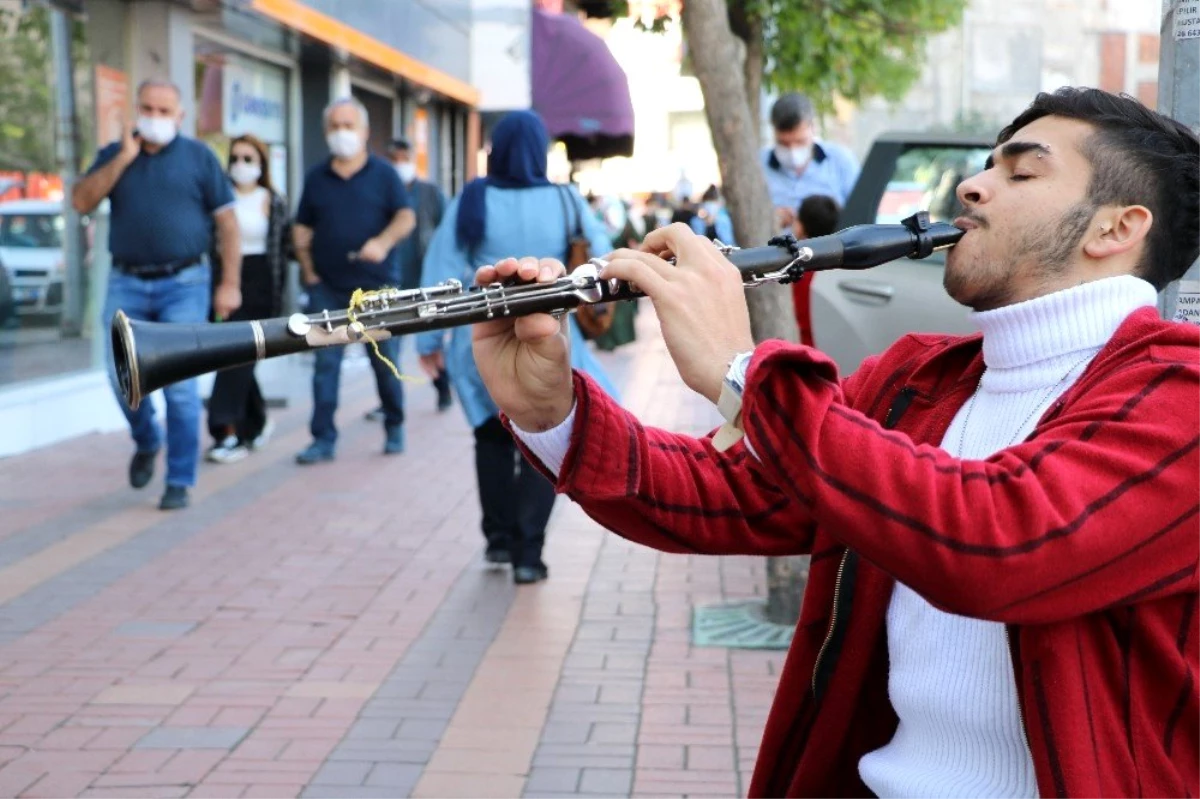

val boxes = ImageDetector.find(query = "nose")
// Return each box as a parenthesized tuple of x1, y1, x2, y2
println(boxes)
(955, 171, 990, 210)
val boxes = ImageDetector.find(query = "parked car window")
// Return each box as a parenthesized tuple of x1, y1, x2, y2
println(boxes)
(874, 146, 991, 225)
(0, 213, 64, 249)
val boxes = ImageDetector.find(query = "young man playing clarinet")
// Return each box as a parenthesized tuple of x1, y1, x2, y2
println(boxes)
(470, 87, 1199, 797)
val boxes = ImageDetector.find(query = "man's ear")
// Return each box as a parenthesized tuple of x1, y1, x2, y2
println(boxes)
(1083, 205, 1153, 261)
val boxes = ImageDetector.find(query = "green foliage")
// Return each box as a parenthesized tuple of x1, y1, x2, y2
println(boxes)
(749, 0, 966, 113)
(0, 6, 55, 172)
(0, 5, 91, 174)
(608, 0, 967, 114)
(605, 0, 674, 32)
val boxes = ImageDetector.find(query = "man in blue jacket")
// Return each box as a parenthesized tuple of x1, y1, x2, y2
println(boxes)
(762, 93, 859, 231)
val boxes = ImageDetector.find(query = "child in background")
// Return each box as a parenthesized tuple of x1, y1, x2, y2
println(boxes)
(790, 195, 841, 345)
(792, 193, 840, 240)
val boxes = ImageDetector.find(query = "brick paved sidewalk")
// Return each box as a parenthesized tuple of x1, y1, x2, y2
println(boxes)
(0, 310, 783, 799)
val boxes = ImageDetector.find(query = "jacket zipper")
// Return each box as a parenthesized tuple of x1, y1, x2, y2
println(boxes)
(1003, 625, 1034, 761)
(811, 550, 850, 695)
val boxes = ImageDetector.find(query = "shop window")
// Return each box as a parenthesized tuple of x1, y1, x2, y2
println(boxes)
(194, 39, 291, 197)
(351, 86, 394, 160)
(0, 3, 97, 387)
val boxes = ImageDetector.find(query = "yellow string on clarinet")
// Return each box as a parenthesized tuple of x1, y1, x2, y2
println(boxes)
(347, 288, 422, 383)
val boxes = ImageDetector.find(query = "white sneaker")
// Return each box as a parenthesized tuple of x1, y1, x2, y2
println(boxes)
(206, 436, 249, 464)
(250, 419, 276, 450)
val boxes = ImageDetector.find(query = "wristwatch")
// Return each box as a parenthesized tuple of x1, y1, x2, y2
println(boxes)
(713, 351, 754, 451)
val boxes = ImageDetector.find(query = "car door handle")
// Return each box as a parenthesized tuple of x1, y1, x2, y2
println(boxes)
(838, 279, 895, 302)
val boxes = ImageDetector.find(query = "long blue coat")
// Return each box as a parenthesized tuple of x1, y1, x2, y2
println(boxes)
(416, 183, 620, 429)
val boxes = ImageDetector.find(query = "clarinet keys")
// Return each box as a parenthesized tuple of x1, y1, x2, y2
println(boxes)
(286, 314, 312, 337)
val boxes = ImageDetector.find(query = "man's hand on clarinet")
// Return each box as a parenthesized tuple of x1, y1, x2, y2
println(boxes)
(601, 223, 754, 404)
(471, 256, 575, 432)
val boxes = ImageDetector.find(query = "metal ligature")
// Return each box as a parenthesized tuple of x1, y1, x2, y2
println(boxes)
(112, 213, 963, 410)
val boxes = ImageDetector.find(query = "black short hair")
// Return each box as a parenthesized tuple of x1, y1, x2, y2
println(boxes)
(997, 87, 1199, 290)
(770, 93, 814, 132)
(390, 138, 411, 152)
(798, 195, 840, 238)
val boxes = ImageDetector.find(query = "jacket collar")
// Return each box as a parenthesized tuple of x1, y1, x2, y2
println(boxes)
(901, 306, 1186, 407)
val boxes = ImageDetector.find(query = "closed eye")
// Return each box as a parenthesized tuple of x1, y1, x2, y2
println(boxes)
(1009, 174, 1034, 182)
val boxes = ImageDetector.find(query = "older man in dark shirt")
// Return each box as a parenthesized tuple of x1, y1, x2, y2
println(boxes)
(73, 78, 240, 511)
(292, 97, 415, 464)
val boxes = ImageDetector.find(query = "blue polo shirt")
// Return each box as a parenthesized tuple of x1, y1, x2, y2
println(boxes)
(88, 136, 234, 265)
(295, 154, 411, 290)
(761, 140, 860, 213)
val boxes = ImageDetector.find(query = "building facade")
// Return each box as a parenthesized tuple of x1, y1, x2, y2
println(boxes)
(838, 0, 1162, 159)
(0, 0, 481, 456)
(564, 1, 716, 200)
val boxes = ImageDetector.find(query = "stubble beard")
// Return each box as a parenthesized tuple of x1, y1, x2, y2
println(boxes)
(944, 201, 1097, 312)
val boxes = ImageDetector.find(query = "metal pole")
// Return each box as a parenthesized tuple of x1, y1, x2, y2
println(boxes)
(1157, 0, 1200, 323)
(48, 3, 85, 337)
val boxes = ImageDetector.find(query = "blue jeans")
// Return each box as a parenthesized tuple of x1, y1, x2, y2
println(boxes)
(308, 282, 405, 445)
(103, 263, 211, 488)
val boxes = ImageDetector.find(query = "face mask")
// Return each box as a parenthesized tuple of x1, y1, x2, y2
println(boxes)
(326, 129, 363, 159)
(136, 115, 177, 146)
(229, 161, 261, 186)
(775, 143, 813, 171)
(703, 201, 721, 219)
(395, 162, 416, 184)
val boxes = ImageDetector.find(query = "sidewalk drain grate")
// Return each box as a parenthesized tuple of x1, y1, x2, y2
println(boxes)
(692, 600, 794, 650)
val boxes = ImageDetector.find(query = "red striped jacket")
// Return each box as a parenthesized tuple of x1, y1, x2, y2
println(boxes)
(521, 306, 1199, 797)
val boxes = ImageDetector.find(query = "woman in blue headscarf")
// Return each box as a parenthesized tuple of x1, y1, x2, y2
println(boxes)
(417, 110, 618, 586)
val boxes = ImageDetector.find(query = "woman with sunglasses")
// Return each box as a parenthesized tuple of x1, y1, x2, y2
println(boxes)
(205, 133, 291, 463)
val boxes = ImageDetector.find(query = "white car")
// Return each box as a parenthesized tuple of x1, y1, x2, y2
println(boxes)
(796, 132, 994, 374)
(0, 199, 66, 318)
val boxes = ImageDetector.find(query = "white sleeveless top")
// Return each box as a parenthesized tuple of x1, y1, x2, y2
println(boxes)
(233, 186, 269, 256)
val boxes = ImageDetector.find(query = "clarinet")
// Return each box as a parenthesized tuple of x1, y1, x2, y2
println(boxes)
(112, 213, 963, 410)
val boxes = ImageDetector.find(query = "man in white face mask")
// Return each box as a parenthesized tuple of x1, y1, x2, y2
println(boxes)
(362, 138, 451, 417)
(292, 98, 416, 464)
(387, 138, 444, 295)
(761, 92, 860, 232)
(72, 78, 242, 512)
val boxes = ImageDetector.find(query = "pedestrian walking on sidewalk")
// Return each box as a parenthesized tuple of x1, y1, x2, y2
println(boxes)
(292, 97, 415, 464)
(471, 88, 1199, 796)
(417, 110, 618, 585)
(365, 137, 451, 423)
(205, 133, 291, 464)
(763, 92, 859, 233)
(74, 78, 242, 511)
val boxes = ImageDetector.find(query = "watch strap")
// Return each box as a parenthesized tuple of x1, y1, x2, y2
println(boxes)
(712, 415, 744, 452)
(713, 359, 749, 452)
(716, 377, 743, 424)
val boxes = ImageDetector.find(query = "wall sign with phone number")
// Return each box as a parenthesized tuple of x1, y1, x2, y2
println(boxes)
(1175, 1, 1200, 39)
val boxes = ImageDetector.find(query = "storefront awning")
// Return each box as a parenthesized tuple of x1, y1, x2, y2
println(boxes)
(532, 9, 634, 161)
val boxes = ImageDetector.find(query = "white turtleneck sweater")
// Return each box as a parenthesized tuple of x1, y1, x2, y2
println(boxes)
(515, 275, 1159, 797)
(858, 274, 1157, 797)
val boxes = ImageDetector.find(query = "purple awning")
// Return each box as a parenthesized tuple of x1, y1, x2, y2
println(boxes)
(531, 9, 634, 161)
